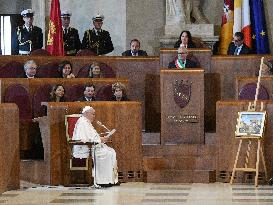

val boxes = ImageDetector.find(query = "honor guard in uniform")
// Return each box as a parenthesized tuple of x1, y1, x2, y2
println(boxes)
(82, 14, 114, 55)
(61, 11, 81, 56)
(11, 9, 43, 55)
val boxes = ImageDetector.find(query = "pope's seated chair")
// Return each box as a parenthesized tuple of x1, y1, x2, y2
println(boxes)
(65, 114, 91, 171)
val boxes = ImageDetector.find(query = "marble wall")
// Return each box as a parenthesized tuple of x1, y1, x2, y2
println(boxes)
(0, 0, 31, 14)
(126, 0, 165, 55)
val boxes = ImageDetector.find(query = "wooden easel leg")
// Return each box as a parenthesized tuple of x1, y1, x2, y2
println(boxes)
(260, 145, 268, 181)
(255, 140, 261, 187)
(230, 139, 243, 185)
(244, 140, 252, 168)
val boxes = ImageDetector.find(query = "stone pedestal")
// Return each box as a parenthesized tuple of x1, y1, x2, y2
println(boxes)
(161, 24, 219, 49)
(165, 23, 214, 37)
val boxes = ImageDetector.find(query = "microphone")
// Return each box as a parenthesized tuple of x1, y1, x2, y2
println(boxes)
(97, 121, 110, 132)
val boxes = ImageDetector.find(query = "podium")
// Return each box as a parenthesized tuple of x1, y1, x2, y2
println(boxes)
(0, 104, 19, 193)
(161, 69, 204, 144)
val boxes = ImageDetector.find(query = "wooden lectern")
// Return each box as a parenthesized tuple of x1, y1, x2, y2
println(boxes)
(161, 69, 204, 144)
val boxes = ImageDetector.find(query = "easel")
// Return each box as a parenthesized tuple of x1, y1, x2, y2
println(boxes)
(230, 57, 268, 187)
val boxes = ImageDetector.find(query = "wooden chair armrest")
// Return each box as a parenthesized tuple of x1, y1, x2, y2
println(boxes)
(68, 140, 95, 146)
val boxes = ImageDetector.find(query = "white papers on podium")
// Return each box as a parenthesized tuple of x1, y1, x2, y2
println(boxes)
(105, 129, 116, 138)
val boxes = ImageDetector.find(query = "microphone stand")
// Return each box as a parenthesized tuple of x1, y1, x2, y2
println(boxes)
(90, 141, 101, 189)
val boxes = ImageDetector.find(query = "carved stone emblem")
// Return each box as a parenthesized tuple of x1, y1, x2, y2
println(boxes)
(173, 80, 192, 108)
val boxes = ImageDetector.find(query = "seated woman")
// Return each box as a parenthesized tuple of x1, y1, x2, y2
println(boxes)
(168, 47, 198, 69)
(261, 61, 273, 77)
(174, 30, 196, 49)
(89, 62, 102, 78)
(49, 84, 66, 102)
(58, 60, 75, 78)
(111, 82, 129, 101)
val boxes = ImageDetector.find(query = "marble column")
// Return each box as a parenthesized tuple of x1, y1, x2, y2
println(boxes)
(31, 0, 47, 48)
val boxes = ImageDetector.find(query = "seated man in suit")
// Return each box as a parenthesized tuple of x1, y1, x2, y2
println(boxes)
(77, 83, 96, 101)
(18, 60, 38, 78)
(168, 47, 197, 69)
(122, 39, 148, 56)
(227, 32, 251, 55)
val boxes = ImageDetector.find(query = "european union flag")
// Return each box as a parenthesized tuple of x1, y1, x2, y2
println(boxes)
(250, 0, 270, 54)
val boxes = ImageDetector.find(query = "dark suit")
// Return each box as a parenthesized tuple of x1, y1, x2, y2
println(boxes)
(17, 73, 38, 78)
(82, 28, 114, 55)
(168, 58, 198, 69)
(227, 43, 251, 55)
(77, 96, 96, 102)
(11, 25, 43, 55)
(122, 50, 148, 56)
(63, 27, 81, 56)
(111, 95, 128, 101)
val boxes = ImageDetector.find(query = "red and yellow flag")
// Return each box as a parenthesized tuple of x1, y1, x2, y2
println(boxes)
(46, 0, 64, 56)
(219, 0, 234, 54)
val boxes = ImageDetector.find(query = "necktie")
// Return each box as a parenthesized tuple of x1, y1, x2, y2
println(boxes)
(64, 28, 68, 35)
(234, 47, 239, 55)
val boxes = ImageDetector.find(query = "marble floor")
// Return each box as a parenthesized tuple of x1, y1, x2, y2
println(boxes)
(1, 182, 273, 205)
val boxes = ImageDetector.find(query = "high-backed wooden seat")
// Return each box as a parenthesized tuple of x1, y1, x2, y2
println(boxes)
(100, 62, 116, 78)
(66, 84, 85, 102)
(238, 83, 269, 100)
(0, 61, 24, 78)
(36, 62, 60, 78)
(76, 63, 90, 78)
(4, 84, 32, 120)
(4, 84, 32, 151)
(32, 84, 52, 118)
(96, 84, 113, 101)
(30, 49, 50, 56)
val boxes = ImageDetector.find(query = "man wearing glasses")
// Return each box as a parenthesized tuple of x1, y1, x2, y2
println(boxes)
(168, 47, 197, 69)
(227, 32, 251, 55)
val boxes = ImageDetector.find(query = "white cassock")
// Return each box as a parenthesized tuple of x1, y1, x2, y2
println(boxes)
(72, 116, 118, 184)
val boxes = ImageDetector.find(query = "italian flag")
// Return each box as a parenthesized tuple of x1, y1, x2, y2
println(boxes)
(234, 0, 252, 47)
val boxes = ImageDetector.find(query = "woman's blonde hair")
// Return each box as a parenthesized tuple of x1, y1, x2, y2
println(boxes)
(112, 82, 126, 94)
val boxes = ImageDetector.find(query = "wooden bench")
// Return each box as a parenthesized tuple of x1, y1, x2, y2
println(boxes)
(21, 102, 143, 185)
(216, 100, 273, 183)
(0, 56, 159, 131)
(0, 103, 19, 193)
(236, 76, 273, 100)
(0, 78, 128, 152)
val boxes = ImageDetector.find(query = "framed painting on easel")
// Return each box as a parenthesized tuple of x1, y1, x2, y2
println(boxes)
(235, 111, 266, 138)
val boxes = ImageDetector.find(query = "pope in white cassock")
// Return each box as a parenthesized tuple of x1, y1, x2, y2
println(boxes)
(72, 106, 118, 186)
